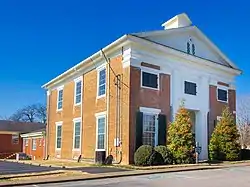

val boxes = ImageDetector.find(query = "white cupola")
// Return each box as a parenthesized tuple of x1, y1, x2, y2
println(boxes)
(162, 13, 192, 30)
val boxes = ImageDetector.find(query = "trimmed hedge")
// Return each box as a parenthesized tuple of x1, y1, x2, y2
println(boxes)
(154, 145, 173, 165)
(134, 145, 154, 166)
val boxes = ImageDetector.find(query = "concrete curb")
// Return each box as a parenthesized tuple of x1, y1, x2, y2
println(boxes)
(0, 164, 247, 187)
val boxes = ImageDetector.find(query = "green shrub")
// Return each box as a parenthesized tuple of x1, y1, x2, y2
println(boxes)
(154, 145, 173, 165)
(148, 150, 164, 166)
(134, 145, 154, 166)
(209, 107, 241, 161)
(167, 103, 195, 164)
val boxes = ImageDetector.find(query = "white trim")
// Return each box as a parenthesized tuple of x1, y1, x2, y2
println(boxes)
(55, 121, 63, 125)
(57, 87, 63, 111)
(96, 66, 106, 99)
(95, 111, 107, 117)
(74, 78, 82, 106)
(217, 86, 228, 103)
(139, 107, 161, 114)
(95, 112, 106, 151)
(72, 120, 82, 151)
(55, 122, 63, 150)
(20, 132, 44, 138)
(57, 85, 64, 90)
(141, 68, 160, 91)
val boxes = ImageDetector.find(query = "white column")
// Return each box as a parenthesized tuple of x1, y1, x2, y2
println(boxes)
(196, 110, 208, 160)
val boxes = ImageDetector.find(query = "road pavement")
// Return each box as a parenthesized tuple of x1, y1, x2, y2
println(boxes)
(23, 166, 250, 187)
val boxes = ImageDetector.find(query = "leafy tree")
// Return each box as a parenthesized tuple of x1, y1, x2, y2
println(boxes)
(209, 107, 241, 161)
(167, 102, 195, 164)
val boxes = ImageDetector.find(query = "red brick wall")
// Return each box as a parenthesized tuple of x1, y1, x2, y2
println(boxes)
(23, 137, 45, 160)
(208, 85, 236, 139)
(0, 134, 22, 154)
(129, 66, 171, 163)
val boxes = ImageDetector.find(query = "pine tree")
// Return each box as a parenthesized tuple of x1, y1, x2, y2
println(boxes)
(209, 107, 241, 161)
(167, 103, 195, 164)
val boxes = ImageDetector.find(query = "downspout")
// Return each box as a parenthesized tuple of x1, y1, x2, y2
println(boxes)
(45, 90, 50, 160)
(106, 59, 110, 158)
(80, 75, 83, 158)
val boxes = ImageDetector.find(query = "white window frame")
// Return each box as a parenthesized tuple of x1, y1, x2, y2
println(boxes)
(140, 67, 160, 91)
(217, 85, 228, 103)
(55, 121, 63, 150)
(139, 107, 161, 147)
(96, 64, 106, 99)
(74, 77, 82, 106)
(32, 138, 37, 150)
(57, 86, 64, 111)
(72, 117, 82, 150)
(95, 111, 106, 151)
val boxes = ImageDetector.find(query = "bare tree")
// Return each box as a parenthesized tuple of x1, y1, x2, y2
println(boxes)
(237, 95, 250, 148)
(8, 103, 47, 123)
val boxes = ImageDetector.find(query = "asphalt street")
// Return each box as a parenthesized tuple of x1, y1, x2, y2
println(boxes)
(24, 166, 250, 187)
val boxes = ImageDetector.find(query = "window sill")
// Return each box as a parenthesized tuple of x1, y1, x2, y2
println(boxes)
(74, 103, 81, 107)
(56, 148, 61, 151)
(95, 149, 105, 152)
(56, 109, 63, 112)
(141, 85, 159, 91)
(217, 99, 228, 103)
(72, 148, 81, 151)
(96, 94, 106, 100)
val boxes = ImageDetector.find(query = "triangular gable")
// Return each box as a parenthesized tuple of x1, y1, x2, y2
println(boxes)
(132, 26, 238, 70)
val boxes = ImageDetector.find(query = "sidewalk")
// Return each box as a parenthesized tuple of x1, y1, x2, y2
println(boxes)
(1, 162, 250, 186)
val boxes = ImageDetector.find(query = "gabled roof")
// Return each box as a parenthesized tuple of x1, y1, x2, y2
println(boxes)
(0, 120, 45, 133)
(132, 26, 239, 70)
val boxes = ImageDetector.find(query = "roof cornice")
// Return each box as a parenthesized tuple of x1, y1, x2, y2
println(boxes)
(42, 35, 129, 89)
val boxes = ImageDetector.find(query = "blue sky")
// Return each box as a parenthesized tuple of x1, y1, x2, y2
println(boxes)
(0, 0, 249, 117)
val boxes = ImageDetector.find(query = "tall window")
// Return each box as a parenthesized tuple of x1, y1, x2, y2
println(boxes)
(142, 114, 157, 146)
(73, 121, 81, 149)
(142, 72, 159, 89)
(56, 123, 62, 149)
(98, 68, 106, 97)
(57, 88, 63, 110)
(96, 115, 106, 150)
(32, 139, 37, 150)
(75, 80, 82, 105)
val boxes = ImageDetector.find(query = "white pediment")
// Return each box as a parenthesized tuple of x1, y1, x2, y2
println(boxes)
(133, 26, 238, 69)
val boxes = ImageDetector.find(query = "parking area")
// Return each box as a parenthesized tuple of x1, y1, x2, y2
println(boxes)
(0, 161, 57, 175)
(0, 160, 128, 175)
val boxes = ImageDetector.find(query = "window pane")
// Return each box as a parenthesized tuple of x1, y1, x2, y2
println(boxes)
(76, 95, 81, 104)
(97, 117, 105, 150)
(98, 69, 106, 96)
(97, 134, 104, 149)
(75, 122, 81, 136)
(76, 81, 81, 94)
(184, 81, 196, 95)
(218, 89, 227, 101)
(12, 135, 19, 144)
(56, 125, 62, 149)
(74, 136, 80, 149)
(142, 114, 156, 146)
(57, 138, 61, 149)
(142, 72, 158, 89)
